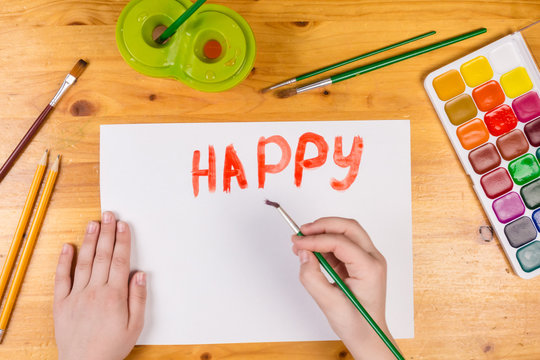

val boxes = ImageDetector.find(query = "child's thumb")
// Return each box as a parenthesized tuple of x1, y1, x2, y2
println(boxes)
(128, 271, 147, 334)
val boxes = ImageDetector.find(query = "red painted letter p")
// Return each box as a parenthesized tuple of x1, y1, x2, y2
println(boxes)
(257, 135, 291, 188)
(294, 132, 329, 187)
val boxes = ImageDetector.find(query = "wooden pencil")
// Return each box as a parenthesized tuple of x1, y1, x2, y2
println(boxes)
(0, 155, 60, 343)
(0, 150, 48, 302)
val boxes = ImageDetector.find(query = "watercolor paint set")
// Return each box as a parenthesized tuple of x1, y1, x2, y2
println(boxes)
(424, 23, 540, 279)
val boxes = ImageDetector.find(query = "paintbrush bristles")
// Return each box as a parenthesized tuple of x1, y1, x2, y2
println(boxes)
(265, 200, 301, 234)
(264, 199, 280, 208)
(276, 88, 298, 99)
(69, 59, 88, 79)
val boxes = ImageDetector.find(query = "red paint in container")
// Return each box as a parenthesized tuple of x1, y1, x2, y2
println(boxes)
(204, 40, 222, 59)
(484, 104, 518, 136)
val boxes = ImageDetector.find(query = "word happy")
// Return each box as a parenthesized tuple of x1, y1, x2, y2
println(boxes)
(191, 132, 364, 197)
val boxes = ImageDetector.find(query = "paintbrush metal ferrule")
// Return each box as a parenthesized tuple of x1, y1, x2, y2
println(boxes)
(296, 78, 332, 94)
(262, 78, 297, 93)
(276, 206, 301, 234)
(49, 74, 76, 107)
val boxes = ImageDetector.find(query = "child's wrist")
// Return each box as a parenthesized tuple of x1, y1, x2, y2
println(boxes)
(346, 339, 399, 360)
(343, 324, 398, 360)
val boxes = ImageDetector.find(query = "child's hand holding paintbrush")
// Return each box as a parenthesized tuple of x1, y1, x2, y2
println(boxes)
(292, 217, 398, 360)
(266, 198, 401, 359)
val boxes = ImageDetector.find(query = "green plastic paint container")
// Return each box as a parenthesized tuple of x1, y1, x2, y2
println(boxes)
(116, 0, 256, 92)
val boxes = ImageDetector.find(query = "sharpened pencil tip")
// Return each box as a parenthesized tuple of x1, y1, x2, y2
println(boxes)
(39, 149, 49, 165)
(265, 199, 280, 208)
(50, 154, 61, 172)
(51, 155, 62, 172)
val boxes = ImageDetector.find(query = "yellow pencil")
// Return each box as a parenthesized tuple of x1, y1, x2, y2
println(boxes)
(0, 155, 60, 343)
(0, 150, 48, 302)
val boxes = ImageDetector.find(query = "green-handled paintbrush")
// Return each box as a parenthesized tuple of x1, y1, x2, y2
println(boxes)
(277, 27, 487, 98)
(265, 199, 405, 360)
(155, 0, 207, 44)
(261, 30, 436, 93)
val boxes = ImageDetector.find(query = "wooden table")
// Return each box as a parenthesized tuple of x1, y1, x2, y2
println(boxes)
(1, 1, 540, 359)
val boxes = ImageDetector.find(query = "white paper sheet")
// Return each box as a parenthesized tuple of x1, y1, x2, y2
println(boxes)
(100, 120, 414, 345)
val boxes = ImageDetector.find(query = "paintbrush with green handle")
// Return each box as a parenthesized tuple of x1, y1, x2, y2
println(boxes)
(261, 30, 436, 93)
(155, 0, 206, 44)
(277, 28, 487, 98)
(265, 199, 405, 360)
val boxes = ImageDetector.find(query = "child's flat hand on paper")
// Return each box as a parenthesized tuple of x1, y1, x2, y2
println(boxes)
(291, 217, 398, 360)
(54, 212, 147, 360)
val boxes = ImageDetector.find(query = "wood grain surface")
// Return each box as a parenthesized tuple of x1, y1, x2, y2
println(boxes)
(1, 1, 540, 359)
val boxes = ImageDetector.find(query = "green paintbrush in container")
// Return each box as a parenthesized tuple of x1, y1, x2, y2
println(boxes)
(155, 0, 207, 44)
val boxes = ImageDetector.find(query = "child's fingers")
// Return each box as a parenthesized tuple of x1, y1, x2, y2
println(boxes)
(107, 221, 131, 291)
(72, 221, 100, 291)
(54, 243, 74, 304)
(321, 251, 339, 268)
(300, 217, 380, 256)
(290, 242, 349, 278)
(297, 250, 343, 311)
(322, 252, 350, 280)
(293, 233, 378, 278)
(90, 212, 117, 285)
(128, 272, 147, 334)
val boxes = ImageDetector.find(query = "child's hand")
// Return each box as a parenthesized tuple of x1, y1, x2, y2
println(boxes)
(54, 212, 147, 360)
(291, 217, 398, 360)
